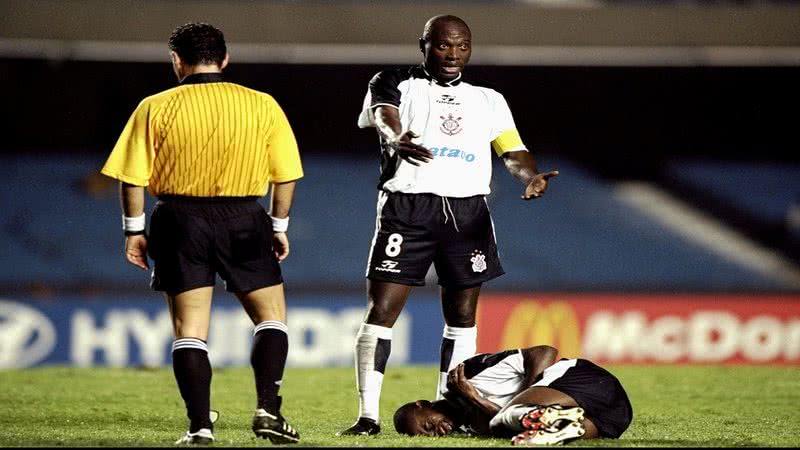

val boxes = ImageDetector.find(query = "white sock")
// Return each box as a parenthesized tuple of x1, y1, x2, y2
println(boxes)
(354, 323, 392, 421)
(436, 325, 477, 400)
(489, 404, 539, 435)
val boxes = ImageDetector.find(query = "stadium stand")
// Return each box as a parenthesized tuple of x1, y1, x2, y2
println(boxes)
(1, 153, 797, 294)
(662, 159, 800, 262)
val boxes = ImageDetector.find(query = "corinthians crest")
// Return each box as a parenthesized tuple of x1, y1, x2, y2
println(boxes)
(470, 250, 487, 273)
(439, 113, 463, 136)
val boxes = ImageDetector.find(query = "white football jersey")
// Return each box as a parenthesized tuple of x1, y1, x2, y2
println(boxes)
(358, 65, 527, 198)
(443, 350, 579, 409)
(460, 350, 528, 407)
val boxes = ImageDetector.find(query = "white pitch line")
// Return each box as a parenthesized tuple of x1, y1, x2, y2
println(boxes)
(614, 181, 800, 289)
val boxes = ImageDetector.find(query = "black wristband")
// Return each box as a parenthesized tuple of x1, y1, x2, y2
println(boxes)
(124, 230, 146, 237)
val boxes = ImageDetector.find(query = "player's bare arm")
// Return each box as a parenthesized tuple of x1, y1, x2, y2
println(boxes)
(270, 180, 297, 261)
(501, 150, 559, 200)
(445, 363, 502, 436)
(373, 105, 433, 166)
(120, 182, 149, 271)
(520, 345, 559, 387)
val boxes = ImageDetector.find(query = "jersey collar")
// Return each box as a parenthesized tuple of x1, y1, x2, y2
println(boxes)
(415, 64, 463, 87)
(180, 72, 224, 85)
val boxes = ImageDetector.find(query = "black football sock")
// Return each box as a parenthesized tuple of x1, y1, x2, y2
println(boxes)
(251, 320, 289, 414)
(172, 338, 213, 433)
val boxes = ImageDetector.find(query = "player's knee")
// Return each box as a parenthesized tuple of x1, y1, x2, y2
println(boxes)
(443, 308, 476, 327)
(365, 302, 403, 327)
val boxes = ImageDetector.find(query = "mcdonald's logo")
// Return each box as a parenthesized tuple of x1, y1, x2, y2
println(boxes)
(498, 301, 582, 358)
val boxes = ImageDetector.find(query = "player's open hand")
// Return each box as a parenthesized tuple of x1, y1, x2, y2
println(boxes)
(272, 232, 290, 262)
(389, 130, 433, 166)
(523, 170, 559, 200)
(124, 234, 149, 271)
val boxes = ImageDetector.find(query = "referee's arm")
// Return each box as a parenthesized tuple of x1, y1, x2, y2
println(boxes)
(121, 182, 149, 271)
(268, 181, 296, 262)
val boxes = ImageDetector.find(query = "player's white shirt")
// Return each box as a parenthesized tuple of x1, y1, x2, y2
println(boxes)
(461, 350, 528, 407)
(358, 65, 526, 198)
(442, 350, 579, 409)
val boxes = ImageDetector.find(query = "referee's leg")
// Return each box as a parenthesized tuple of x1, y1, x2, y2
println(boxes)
(237, 284, 288, 414)
(166, 287, 215, 435)
(237, 284, 300, 443)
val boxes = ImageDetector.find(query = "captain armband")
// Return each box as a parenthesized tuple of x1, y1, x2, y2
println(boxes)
(491, 129, 527, 156)
(122, 213, 146, 236)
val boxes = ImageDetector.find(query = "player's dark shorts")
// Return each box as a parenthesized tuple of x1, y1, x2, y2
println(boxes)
(366, 190, 505, 288)
(547, 359, 633, 439)
(147, 195, 282, 294)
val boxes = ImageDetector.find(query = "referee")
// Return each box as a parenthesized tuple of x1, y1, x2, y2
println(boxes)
(101, 23, 302, 445)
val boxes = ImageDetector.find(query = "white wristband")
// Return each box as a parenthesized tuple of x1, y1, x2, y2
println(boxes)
(122, 213, 146, 232)
(270, 215, 289, 233)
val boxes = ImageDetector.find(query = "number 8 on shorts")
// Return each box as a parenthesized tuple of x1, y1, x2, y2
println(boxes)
(385, 233, 403, 257)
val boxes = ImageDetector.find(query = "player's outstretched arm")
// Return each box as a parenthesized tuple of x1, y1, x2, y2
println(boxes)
(373, 106, 433, 166)
(501, 151, 559, 200)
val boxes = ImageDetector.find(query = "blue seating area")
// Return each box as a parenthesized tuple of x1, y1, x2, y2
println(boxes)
(663, 159, 800, 229)
(0, 153, 797, 293)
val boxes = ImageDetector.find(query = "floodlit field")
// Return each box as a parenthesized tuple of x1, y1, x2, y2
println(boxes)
(1, 364, 798, 447)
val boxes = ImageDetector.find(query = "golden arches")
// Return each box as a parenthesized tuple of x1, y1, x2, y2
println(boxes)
(500, 301, 581, 358)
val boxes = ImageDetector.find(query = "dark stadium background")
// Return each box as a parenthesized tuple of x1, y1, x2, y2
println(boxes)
(1, 0, 798, 370)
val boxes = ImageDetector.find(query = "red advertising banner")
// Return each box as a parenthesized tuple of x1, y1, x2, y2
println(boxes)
(476, 294, 800, 365)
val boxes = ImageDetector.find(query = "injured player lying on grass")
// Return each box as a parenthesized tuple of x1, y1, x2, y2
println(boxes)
(393, 345, 633, 445)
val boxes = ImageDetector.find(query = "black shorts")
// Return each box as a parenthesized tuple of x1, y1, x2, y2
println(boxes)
(365, 191, 505, 288)
(544, 359, 633, 439)
(147, 195, 282, 294)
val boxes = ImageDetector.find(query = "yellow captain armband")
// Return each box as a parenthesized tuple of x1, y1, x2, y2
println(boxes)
(491, 129, 526, 156)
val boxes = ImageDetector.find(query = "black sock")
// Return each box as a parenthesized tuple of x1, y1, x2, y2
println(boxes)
(172, 338, 213, 433)
(251, 321, 289, 414)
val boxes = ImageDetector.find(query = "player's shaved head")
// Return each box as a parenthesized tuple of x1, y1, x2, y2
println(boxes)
(418, 15, 472, 82)
(394, 400, 459, 436)
(394, 401, 423, 435)
(421, 15, 471, 42)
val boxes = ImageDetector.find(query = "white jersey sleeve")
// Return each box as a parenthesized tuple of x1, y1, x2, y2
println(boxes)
(489, 92, 527, 154)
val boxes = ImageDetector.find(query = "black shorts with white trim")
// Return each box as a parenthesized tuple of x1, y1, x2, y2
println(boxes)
(366, 191, 505, 288)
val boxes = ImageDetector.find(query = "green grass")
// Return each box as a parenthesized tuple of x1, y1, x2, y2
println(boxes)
(1, 365, 799, 447)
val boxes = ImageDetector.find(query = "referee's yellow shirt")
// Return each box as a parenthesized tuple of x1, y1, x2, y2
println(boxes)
(101, 73, 303, 197)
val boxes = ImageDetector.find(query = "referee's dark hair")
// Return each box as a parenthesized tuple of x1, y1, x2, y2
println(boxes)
(168, 22, 227, 66)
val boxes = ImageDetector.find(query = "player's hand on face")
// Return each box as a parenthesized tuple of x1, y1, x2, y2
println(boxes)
(389, 130, 433, 166)
(124, 234, 149, 271)
(523, 170, 559, 200)
(272, 232, 290, 262)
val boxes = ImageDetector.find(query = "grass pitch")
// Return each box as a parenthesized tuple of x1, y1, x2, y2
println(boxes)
(1, 364, 798, 447)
